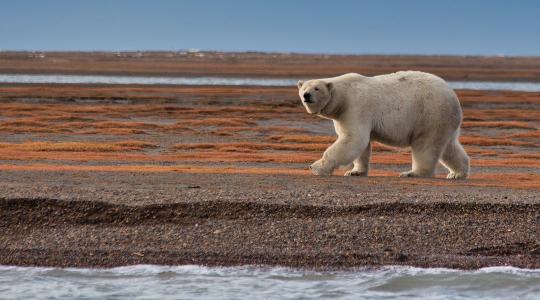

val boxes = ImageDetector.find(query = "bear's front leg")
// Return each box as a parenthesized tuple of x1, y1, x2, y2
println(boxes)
(310, 135, 368, 176)
(309, 159, 334, 175)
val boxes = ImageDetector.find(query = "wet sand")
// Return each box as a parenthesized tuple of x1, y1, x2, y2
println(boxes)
(0, 52, 539, 269)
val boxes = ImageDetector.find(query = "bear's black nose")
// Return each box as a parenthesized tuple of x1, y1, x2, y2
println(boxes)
(303, 92, 312, 103)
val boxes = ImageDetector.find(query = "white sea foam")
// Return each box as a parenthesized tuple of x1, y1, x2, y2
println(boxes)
(0, 265, 538, 300)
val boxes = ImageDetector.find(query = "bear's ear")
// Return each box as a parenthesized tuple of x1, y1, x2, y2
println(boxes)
(297, 80, 304, 89)
(326, 82, 333, 91)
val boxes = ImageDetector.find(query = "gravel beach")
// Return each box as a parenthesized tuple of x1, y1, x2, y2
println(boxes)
(1, 171, 539, 269)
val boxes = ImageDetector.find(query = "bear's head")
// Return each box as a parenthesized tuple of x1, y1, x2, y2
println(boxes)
(297, 79, 334, 115)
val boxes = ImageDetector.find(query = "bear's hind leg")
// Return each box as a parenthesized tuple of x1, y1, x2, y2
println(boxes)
(345, 142, 371, 176)
(440, 138, 470, 179)
(400, 139, 444, 178)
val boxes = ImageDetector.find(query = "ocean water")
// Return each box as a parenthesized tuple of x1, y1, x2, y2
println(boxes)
(2, 74, 540, 91)
(0, 265, 538, 300)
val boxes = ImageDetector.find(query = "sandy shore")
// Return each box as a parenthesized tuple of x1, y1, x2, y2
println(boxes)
(0, 52, 539, 269)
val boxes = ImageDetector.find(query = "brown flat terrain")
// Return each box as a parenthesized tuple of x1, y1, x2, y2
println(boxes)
(0, 52, 539, 269)
(2, 51, 540, 81)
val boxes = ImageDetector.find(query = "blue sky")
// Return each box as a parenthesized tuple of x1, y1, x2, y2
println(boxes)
(1, 0, 539, 55)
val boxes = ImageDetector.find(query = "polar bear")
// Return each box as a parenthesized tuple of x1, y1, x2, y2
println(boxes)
(297, 71, 469, 179)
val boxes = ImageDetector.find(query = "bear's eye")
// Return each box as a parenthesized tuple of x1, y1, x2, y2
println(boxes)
(314, 87, 319, 91)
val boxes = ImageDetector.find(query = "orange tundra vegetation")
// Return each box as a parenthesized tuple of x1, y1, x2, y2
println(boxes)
(266, 135, 397, 151)
(215, 126, 309, 134)
(461, 121, 535, 129)
(1, 83, 539, 190)
(505, 130, 540, 139)
(463, 108, 540, 122)
(0, 150, 321, 164)
(174, 142, 329, 152)
(0, 145, 407, 165)
(2, 147, 538, 169)
(0, 141, 157, 152)
(175, 118, 257, 127)
(459, 136, 536, 147)
(456, 90, 540, 105)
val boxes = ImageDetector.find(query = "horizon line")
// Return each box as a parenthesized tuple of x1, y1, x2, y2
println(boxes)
(1, 49, 539, 59)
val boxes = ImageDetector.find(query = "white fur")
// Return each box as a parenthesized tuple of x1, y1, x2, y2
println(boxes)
(298, 71, 470, 179)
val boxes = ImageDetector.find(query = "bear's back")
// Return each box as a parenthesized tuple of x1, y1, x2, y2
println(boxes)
(373, 70, 444, 84)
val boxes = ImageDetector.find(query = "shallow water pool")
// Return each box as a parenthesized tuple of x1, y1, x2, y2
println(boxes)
(2, 74, 540, 92)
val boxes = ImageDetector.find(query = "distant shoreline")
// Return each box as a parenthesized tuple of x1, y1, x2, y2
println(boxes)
(1, 51, 540, 82)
